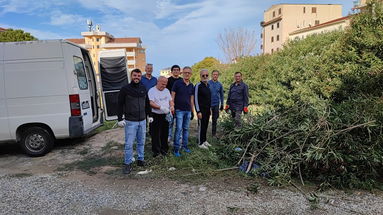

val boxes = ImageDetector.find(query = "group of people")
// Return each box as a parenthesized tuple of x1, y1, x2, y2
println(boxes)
(117, 64, 249, 174)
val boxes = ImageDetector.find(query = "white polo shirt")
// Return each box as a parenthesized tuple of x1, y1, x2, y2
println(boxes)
(148, 86, 172, 114)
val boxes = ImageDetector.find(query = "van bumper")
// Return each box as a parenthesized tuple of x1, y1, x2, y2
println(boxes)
(69, 116, 84, 138)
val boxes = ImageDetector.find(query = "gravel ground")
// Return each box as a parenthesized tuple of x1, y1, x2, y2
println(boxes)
(1, 127, 383, 215)
(1, 171, 383, 215)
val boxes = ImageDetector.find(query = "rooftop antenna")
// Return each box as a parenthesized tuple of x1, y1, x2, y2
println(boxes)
(96, 24, 101, 32)
(87, 19, 93, 32)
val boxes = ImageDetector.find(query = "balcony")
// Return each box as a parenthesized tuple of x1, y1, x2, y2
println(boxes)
(127, 60, 136, 65)
(126, 52, 135, 57)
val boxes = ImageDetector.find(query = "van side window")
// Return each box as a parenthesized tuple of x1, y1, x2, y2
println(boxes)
(73, 56, 88, 90)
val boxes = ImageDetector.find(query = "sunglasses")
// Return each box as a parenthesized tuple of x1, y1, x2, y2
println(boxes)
(202, 74, 209, 77)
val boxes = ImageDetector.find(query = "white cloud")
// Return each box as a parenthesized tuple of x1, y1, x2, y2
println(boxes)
(49, 11, 87, 26)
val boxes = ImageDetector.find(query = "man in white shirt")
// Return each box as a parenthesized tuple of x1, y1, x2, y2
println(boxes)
(148, 76, 174, 157)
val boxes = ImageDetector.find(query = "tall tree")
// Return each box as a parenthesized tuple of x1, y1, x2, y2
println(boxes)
(217, 28, 256, 63)
(190, 57, 220, 83)
(0, 29, 37, 42)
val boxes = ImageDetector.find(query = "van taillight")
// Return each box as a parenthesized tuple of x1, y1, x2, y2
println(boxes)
(69, 94, 81, 116)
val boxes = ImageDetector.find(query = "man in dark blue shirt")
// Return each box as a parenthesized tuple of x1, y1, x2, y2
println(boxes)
(208, 70, 224, 137)
(171, 66, 194, 157)
(141, 63, 157, 91)
(225, 72, 249, 127)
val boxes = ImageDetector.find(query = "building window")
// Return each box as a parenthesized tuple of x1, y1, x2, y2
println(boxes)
(271, 37, 274, 43)
(271, 24, 274, 30)
(303, 7, 306, 13)
(273, 11, 275, 17)
(96, 38, 100, 42)
(312, 7, 317, 13)
(271, 49, 274, 53)
(277, 22, 280, 28)
(315, 20, 320, 25)
(260, 33, 263, 39)
(97, 45, 99, 49)
(277, 35, 280, 41)
(278, 8, 282, 15)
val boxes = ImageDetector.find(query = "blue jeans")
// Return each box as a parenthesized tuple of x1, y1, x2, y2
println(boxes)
(173, 110, 191, 151)
(124, 120, 146, 165)
(168, 114, 174, 140)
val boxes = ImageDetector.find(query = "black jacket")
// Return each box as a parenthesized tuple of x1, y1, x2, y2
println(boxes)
(194, 81, 211, 113)
(117, 81, 151, 122)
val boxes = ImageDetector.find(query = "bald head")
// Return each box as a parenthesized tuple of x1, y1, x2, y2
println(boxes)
(156, 76, 168, 91)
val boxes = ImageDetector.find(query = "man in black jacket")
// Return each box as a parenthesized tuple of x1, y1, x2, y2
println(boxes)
(194, 69, 212, 149)
(117, 69, 151, 174)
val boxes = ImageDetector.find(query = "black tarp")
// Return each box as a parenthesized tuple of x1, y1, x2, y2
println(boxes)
(100, 57, 128, 91)
(100, 56, 128, 118)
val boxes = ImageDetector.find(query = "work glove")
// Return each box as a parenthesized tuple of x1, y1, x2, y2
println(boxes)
(243, 107, 249, 114)
(220, 105, 224, 111)
(148, 117, 154, 123)
(160, 106, 170, 114)
(190, 112, 194, 120)
(118, 120, 126, 127)
(224, 105, 230, 113)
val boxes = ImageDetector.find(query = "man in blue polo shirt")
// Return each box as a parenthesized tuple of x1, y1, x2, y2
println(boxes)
(208, 70, 224, 137)
(141, 63, 157, 91)
(171, 66, 194, 157)
(141, 63, 157, 136)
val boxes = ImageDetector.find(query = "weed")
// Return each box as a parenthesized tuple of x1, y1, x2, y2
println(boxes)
(8, 173, 33, 178)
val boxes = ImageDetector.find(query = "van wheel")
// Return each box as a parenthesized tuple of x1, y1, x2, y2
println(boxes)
(20, 127, 54, 156)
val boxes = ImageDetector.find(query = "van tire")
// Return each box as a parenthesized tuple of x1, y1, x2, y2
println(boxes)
(20, 127, 54, 156)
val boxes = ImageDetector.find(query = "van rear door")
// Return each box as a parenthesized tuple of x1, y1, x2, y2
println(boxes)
(63, 44, 94, 132)
(98, 50, 129, 120)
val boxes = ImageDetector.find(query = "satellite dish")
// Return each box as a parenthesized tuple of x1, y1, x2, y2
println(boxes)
(96, 24, 101, 31)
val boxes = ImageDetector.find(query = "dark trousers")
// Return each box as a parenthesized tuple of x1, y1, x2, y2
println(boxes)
(231, 110, 242, 127)
(211, 106, 219, 136)
(198, 109, 211, 144)
(151, 113, 169, 156)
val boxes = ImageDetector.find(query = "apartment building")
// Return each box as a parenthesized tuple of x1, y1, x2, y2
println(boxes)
(0, 27, 6, 32)
(289, 15, 352, 40)
(160, 68, 171, 78)
(261, 4, 343, 54)
(353, 0, 383, 10)
(67, 28, 146, 75)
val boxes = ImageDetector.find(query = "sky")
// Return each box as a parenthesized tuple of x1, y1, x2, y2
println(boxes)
(0, 0, 354, 74)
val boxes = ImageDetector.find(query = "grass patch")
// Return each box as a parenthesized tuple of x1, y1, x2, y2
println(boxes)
(95, 120, 117, 133)
(58, 156, 121, 174)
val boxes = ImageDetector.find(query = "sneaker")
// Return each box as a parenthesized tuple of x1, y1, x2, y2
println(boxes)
(137, 160, 146, 167)
(173, 151, 181, 157)
(203, 141, 212, 147)
(198, 143, 209, 149)
(183, 147, 191, 153)
(123, 164, 132, 174)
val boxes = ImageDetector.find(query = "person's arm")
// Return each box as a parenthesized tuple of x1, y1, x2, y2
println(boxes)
(226, 84, 232, 106)
(150, 101, 161, 109)
(169, 91, 175, 114)
(145, 93, 152, 116)
(243, 83, 249, 108)
(219, 83, 224, 110)
(117, 87, 125, 121)
(194, 83, 200, 113)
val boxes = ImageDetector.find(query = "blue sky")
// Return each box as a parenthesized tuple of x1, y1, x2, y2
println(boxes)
(0, 0, 354, 74)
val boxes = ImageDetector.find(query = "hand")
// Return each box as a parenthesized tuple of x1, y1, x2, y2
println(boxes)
(197, 112, 202, 119)
(170, 106, 175, 115)
(220, 105, 224, 111)
(225, 105, 230, 113)
(243, 107, 249, 114)
(148, 117, 154, 123)
(160, 106, 170, 114)
(190, 112, 194, 120)
(118, 120, 126, 127)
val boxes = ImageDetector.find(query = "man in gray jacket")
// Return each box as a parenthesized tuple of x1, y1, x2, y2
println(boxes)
(225, 72, 249, 127)
(117, 69, 151, 174)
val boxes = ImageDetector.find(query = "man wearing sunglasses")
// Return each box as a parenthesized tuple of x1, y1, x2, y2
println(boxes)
(194, 69, 212, 149)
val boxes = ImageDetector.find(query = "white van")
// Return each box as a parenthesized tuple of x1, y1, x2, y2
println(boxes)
(0, 40, 102, 156)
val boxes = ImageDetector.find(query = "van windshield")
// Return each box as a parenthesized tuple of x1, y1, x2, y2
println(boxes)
(73, 56, 88, 90)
